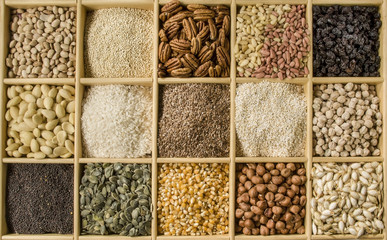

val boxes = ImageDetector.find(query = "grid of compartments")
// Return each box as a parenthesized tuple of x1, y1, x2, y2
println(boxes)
(0, 0, 386, 239)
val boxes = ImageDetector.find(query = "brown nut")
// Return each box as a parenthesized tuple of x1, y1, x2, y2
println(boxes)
(265, 163, 275, 170)
(244, 180, 253, 190)
(236, 225, 242, 233)
(251, 206, 261, 214)
(278, 186, 287, 194)
(291, 184, 300, 194)
(299, 208, 306, 218)
(250, 198, 258, 206)
(272, 176, 284, 185)
(252, 214, 259, 222)
(267, 201, 275, 207)
(284, 212, 293, 222)
(286, 163, 296, 171)
(280, 168, 292, 178)
(237, 192, 249, 203)
(266, 219, 275, 229)
(244, 211, 254, 219)
(238, 185, 247, 194)
(289, 205, 301, 214)
(291, 175, 302, 185)
(251, 228, 259, 235)
(276, 221, 286, 230)
(292, 196, 300, 205)
(287, 189, 295, 198)
(300, 176, 307, 185)
(256, 200, 267, 209)
(238, 220, 245, 227)
(239, 202, 250, 212)
(263, 173, 271, 183)
(236, 208, 244, 218)
(251, 175, 263, 184)
(270, 169, 280, 176)
(260, 225, 269, 236)
(279, 196, 291, 207)
(272, 206, 283, 215)
(294, 220, 303, 229)
(256, 184, 266, 193)
(244, 219, 254, 229)
(246, 169, 255, 180)
(239, 174, 247, 184)
(243, 227, 251, 235)
(274, 193, 285, 202)
(256, 165, 266, 176)
(297, 226, 306, 234)
(272, 214, 281, 222)
(300, 186, 306, 195)
(264, 208, 273, 218)
(265, 192, 274, 202)
(276, 163, 286, 170)
(280, 228, 289, 234)
(259, 215, 268, 225)
(297, 168, 306, 176)
(248, 187, 258, 198)
(267, 184, 278, 193)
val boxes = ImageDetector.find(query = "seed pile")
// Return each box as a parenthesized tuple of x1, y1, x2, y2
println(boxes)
(5, 84, 75, 159)
(236, 5, 309, 79)
(158, 84, 230, 157)
(157, 163, 229, 235)
(81, 85, 152, 158)
(313, 5, 381, 77)
(84, 8, 153, 78)
(313, 83, 382, 157)
(6, 164, 73, 234)
(236, 163, 307, 235)
(158, 1, 230, 77)
(80, 163, 152, 236)
(312, 162, 384, 237)
(6, 6, 76, 78)
(236, 82, 306, 157)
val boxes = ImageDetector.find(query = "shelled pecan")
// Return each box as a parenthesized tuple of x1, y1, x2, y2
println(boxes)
(158, 0, 230, 77)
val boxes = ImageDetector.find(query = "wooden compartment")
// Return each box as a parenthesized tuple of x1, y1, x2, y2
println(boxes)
(0, 0, 386, 239)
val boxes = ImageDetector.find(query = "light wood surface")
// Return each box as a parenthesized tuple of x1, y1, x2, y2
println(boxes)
(0, 0, 386, 240)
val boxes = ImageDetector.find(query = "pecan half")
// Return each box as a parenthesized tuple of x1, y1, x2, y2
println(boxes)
(190, 37, 202, 55)
(182, 18, 196, 40)
(158, 63, 167, 77)
(215, 65, 222, 76)
(187, 4, 207, 11)
(197, 25, 210, 41)
(171, 67, 192, 77)
(216, 46, 230, 68)
(181, 53, 199, 70)
(159, 29, 168, 42)
(159, 42, 171, 63)
(165, 22, 180, 39)
(165, 58, 182, 73)
(194, 9, 215, 21)
(159, 12, 172, 22)
(222, 15, 230, 35)
(208, 19, 217, 40)
(218, 28, 226, 48)
(196, 21, 206, 32)
(165, 11, 192, 26)
(199, 47, 214, 64)
(194, 61, 212, 77)
(208, 66, 215, 77)
(170, 39, 191, 53)
(161, 0, 180, 13)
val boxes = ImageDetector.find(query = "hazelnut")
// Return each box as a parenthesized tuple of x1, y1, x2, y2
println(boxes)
(297, 226, 305, 234)
(242, 166, 248, 174)
(293, 214, 302, 223)
(274, 193, 285, 202)
(300, 186, 306, 195)
(247, 169, 255, 180)
(248, 187, 258, 198)
(239, 220, 245, 227)
(238, 192, 250, 203)
(286, 163, 296, 171)
(291, 175, 302, 185)
(272, 214, 281, 221)
(287, 189, 295, 198)
(243, 227, 251, 235)
(279, 196, 291, 207)
(267, 201, 275, 207)
(276, 163, 286, 170)
(278, 186, 287, 194)
(294, 220, 302, 229)
(299, 208, 306, 218)
(252, 214, 260, 222)
(245, 219, 254, 229)
(280, 168, 292, 178)
(236, 208, 244, 218)
(286, 177, 292, 185)
(276, 221, 286, 230)
(265, 192, 274, 201)
(291, 184, 300, 194)
(239, 202, 250, 211)
(244, 180, 253, 190)
(244, 211, 254, 219)
(292, 196, 300, 205)
(250, 198, 258, 206)
(256, 184, 266, 193)
(264, 208, 273, 218)
(236, 226, 242, 232)
(290, 205, 301, 214)
(263, 173, 271, 183)
(251, 206, 261, 214)
(300, 175, 307, 184)
(260, 215, 268, 224)
(284, 212, 293, 222)
(267, 184, 278, 193)
(272, 176, 283, 185)
(280, 229, 289, 234)
(265, 163, 275, 170)
(272, 206, 283, 215)
(238, 186, 246, 194)
(297, 168, 306, 176)
(251, 175, 263, 184)
(286, 222, 294, 229)
(266, 219, 275, 229)
(239, 174, 247, 183)
(270, 169, 280, 176)
(251, 228, 259, 235)
(257, 200, 267, 209)
(260, 225, 269, 236)
(300, 196, 307, 206)
(256, 165, 266, 176)
(289, 229, 297, 234)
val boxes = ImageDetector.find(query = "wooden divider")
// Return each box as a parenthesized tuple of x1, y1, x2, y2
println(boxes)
(0, 0, 386, 239)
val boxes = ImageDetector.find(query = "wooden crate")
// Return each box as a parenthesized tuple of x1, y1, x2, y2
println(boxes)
(0, 0, 386, 239)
